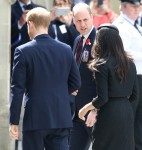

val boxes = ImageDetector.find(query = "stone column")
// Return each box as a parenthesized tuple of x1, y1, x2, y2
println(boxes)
(0, 0, 11, 149)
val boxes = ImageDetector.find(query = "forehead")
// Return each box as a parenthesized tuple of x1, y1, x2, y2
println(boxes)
(55, 0, 69, 4)
(74, 9, 90, 19)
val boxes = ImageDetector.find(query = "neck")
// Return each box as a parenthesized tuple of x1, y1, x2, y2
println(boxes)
(37, 27, 48, 33)
(32, 28, 48, 39)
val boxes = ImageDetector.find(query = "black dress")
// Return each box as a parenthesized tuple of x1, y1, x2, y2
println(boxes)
(91, 58, 138, 150)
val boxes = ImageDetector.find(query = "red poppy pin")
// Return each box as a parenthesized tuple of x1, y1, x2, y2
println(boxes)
(86, 38, 91, 45)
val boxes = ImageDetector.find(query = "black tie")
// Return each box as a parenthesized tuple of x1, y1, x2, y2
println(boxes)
(141, 17, 142, 27)
(76, 36, 84, 64)
(23, 4, 33, 10)
(134, 20, 142, 35)
(23, 4, 27, 10)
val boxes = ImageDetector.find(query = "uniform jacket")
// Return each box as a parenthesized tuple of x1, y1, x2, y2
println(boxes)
(10, 34, 81, 131)
(113, 14, 142, 74)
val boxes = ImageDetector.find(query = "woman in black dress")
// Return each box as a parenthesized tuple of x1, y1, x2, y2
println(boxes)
(78, 24, 138, 150)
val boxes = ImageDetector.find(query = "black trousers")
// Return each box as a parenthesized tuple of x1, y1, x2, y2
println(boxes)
(69, 118, 92, 150)
(134, 75, 142, 150)
(22, 128, 70, 150)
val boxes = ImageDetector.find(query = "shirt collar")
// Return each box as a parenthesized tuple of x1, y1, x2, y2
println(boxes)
(121, 14, 135, 25)
(82, 26, 94, 40)
(18, 0, 32, 11)
(81, 26, 94, 47)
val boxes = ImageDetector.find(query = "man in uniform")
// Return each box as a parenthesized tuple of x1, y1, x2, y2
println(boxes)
(113, 0, 142, 150)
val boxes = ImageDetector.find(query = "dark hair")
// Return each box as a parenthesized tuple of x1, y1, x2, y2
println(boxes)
(89, 24, 133, 82)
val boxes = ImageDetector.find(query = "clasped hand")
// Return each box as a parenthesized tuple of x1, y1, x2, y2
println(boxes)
(78, 103, 97, 127)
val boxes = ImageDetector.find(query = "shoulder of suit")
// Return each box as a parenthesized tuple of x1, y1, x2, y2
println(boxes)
(11, 1, 19, 8)
(75, 35, 80, 41)
(52, 39, 72, 49)
(87, 28, 96, 39)
(91, 27, 96, 34)
(17, 40, 34, 50)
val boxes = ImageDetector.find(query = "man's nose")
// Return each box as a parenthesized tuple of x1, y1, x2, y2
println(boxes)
(80, 21, 85, 27)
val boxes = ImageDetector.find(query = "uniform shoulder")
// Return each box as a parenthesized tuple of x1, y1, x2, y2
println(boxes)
(113, 16, 126, 25)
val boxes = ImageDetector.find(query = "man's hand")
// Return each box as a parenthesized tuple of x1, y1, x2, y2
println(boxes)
(19, 10, 29, 27)
(59, 12, 73, 26)
(9, 125, 19, 140)
(71, 90, 78, 96)
(50, 6, 58, 21)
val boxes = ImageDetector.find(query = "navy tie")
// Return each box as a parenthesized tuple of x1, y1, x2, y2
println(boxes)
(23, 4, 33, 10)
(134, 20, 142, 35)
(76, 36, 84, 64)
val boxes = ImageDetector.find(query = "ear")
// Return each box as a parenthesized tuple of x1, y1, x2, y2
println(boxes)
(28, 21, 35, 29)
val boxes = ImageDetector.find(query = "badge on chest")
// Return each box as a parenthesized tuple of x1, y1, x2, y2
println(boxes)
(82, 49, 89, 62)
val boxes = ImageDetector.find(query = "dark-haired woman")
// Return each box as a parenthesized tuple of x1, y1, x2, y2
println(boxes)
(78, 24, 138, 150)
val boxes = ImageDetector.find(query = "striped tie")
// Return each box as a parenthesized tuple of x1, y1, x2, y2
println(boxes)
(76, 36, 84, 64)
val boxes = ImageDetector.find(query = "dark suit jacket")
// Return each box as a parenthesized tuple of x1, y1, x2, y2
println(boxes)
(11, 1, 42, 47)
(11, 1, 43, 71)
(73, 28, 96, 115)
(92, 57, 138, 108)
(48, 19, 79, 48)
(10, 34, 81, 131)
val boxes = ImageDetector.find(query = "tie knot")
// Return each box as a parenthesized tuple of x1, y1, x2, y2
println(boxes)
(81, 36, 84, 40)
(23, 4, 27, 9)
(23, 4, 33, 10)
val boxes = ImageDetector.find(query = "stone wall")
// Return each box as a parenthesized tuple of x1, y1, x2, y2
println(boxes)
(0, 0, 11, 149)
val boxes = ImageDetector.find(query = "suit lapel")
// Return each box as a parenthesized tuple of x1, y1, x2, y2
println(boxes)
(73, 36, 80, 55)
(83, 28, 96, 52)
(13, 1, 23, 19)
(73, 28, 96, 67)
(81, 28, 96, 62)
